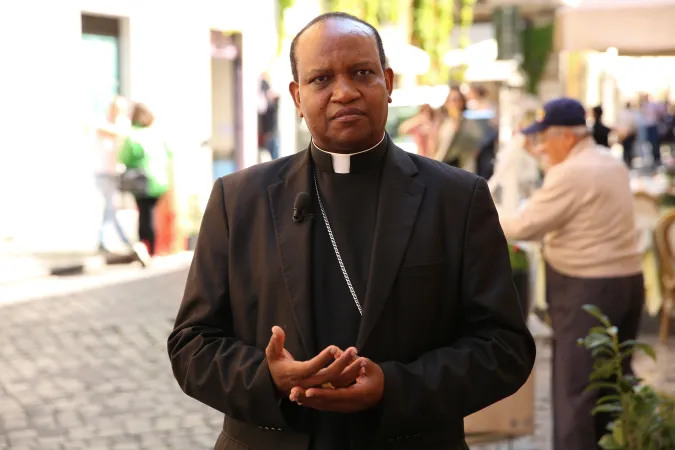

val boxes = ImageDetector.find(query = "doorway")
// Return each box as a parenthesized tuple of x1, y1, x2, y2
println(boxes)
(81, 14, 123, 123)
(210, 30, 243, 179)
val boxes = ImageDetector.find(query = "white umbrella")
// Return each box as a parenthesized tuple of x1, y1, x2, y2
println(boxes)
(386, 43, 431, 75)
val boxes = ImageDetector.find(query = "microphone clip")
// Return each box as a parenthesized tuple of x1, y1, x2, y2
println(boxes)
(293, 210, 315, 223)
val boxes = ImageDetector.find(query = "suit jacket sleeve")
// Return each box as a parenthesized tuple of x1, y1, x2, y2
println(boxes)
(378, 177, 536, 435)
(167, 179, 287, 428)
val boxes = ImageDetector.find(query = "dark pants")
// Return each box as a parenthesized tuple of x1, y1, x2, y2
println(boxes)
(546, 264, 644, 450)
(621, 134, 635, 168)
(135, 196, 160, 255)
(646, 125, 661, 165)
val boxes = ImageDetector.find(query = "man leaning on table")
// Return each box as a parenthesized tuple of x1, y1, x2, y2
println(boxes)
(499, 97, 644, 450)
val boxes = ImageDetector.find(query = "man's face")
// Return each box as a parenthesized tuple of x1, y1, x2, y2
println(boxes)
(289, 19, 394, 153)
(538, 128, 576, 166)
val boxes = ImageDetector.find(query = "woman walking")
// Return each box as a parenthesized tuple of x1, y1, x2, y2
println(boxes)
(118, 103, 173, 262)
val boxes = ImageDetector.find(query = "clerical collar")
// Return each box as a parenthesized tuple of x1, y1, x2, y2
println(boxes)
(311, 134, 387, 174)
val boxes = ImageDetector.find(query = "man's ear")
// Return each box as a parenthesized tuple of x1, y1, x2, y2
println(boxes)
(384, 67, 394, 104)
(289, 81, 303, 118)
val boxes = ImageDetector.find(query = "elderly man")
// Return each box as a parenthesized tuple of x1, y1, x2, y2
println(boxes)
(168, 12, 535, 450)
(500, 98, 644, 450)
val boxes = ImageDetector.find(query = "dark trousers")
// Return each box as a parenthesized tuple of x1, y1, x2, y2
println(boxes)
(621, 134, 635, 168)
(646, 125, 661, 165)
(135, 196, 160, 255)
(546, 264, 644, 450)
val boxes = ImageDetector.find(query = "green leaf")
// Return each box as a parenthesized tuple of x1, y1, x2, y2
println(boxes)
(619, 339, 639, 349)
(592, 347, 615, 358)
(611, 421, 625, 446)
(592, 403, 622, 415)
(582, 304, 612, 327)
(585, 382, 620, 393)
(583, 333, 613, 352)
(598, 395, 622, 405)
(619, 340, 656, 360)
(589, 326, 609, 335)
(598, 433, 623, 450)
(634, 342, 657, 360)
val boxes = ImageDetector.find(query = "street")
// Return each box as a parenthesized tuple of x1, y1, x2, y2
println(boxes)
(0, 265, 672, 450)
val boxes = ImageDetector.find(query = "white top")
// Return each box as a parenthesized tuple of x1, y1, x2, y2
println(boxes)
(312, 134, 386, 174)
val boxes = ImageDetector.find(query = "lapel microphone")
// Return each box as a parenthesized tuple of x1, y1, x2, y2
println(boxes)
(293, 192, 314, 223)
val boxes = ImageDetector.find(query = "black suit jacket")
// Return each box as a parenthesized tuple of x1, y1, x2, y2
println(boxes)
(168, 140, 536, 450)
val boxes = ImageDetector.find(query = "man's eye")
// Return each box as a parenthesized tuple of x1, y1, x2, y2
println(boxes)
(312, 76, 329, 84)
(356, 70, 372, 77)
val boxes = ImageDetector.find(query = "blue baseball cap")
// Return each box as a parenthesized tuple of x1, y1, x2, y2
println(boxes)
(521, 97, 587, 135)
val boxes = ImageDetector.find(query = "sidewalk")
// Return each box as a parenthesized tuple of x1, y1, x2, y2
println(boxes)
(0, 238, 107, 285)
(0, 257, 672, 450)
(0, 252, 193, 308)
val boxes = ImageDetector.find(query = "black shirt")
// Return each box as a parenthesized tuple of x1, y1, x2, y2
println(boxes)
(308, 136, 388, 450)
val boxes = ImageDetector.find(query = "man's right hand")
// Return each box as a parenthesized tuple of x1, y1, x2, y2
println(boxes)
(265, 326, 360, 396)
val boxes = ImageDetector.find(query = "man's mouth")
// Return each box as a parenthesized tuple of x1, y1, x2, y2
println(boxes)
(333, 108, 365, 120)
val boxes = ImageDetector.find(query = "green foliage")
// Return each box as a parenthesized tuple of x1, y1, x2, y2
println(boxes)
(186, 194, 203, 236)
(521, 22, 553, 95)
(412, 0, 455, 85)
(327, 0, 365, 19)
(578, 304, 675, 449)
(458, 0, 475, 50)
(326, 0, 401, 26)
(277, 0, 296, 54)
(508, 244, 529, 272)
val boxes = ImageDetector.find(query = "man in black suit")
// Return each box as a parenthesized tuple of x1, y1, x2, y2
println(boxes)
(168, 12, 535, 450)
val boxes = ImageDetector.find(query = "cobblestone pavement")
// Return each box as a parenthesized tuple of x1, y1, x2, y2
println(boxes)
(0, 266, 673, 450)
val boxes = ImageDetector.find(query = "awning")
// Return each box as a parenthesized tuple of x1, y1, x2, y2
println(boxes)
(555, 0, 675, 56)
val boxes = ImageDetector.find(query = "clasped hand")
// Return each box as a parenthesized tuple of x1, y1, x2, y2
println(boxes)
(265, 326, 384, 413)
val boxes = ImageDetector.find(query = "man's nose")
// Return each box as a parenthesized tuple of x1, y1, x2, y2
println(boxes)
(331, 76, 360, 103)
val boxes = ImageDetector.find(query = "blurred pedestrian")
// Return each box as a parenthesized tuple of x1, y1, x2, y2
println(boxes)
(590, 105, 610, 148)
(641, 94, 662, 166)
(431, 86, 483, 172)
(615, 102, 638, 167)
(118, 102, 173, 263)
(397, 103, 434, 156)
(168, 11, 534, 450)
(499, 98, 644, 450)
(94, 96, 134, 255)
(259, 74, 280, 160)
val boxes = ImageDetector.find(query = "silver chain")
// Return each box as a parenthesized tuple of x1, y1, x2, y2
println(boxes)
(312, 169, 363, 316)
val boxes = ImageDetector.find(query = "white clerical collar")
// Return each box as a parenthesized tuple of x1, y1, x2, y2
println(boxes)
(312, 133, 386, 174)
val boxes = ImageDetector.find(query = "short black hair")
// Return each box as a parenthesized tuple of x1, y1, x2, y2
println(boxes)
(289, 12, 387, 83)
(593, 105, 603, 118)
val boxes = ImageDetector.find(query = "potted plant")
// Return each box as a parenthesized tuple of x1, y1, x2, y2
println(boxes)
(577, 304, 675, 449)
(185, 194, 203, 251)
(509, 243, 530, 318)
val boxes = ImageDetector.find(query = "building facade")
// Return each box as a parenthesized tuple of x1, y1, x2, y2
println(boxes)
(0, 0, 276, 256)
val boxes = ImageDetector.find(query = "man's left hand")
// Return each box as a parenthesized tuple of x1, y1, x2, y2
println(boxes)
(289, 358, 384, 413)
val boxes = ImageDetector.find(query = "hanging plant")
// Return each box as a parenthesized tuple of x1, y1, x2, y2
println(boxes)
(379, 0, 401, 25)
(521, 22, 554, 94)
(411, 0, 436, 83)
(434, 0, 454, 85)
(459, 0, 476, 49)
(364, 0, 380, 28)
(328, 0, 364, 16)
(277, 0, 295, 54)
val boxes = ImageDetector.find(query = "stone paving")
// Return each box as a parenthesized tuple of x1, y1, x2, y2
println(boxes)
(0, 266, 673, 450)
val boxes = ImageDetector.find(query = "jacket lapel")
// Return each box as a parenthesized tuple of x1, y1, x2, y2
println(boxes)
(268, 150, 315, 358)
(356, 144, 426, 350)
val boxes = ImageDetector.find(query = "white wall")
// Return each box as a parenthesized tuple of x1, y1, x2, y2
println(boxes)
(0, 1, 96, 253)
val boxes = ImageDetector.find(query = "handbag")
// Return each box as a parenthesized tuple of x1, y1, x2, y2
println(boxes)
(119, 168, 149, 196)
